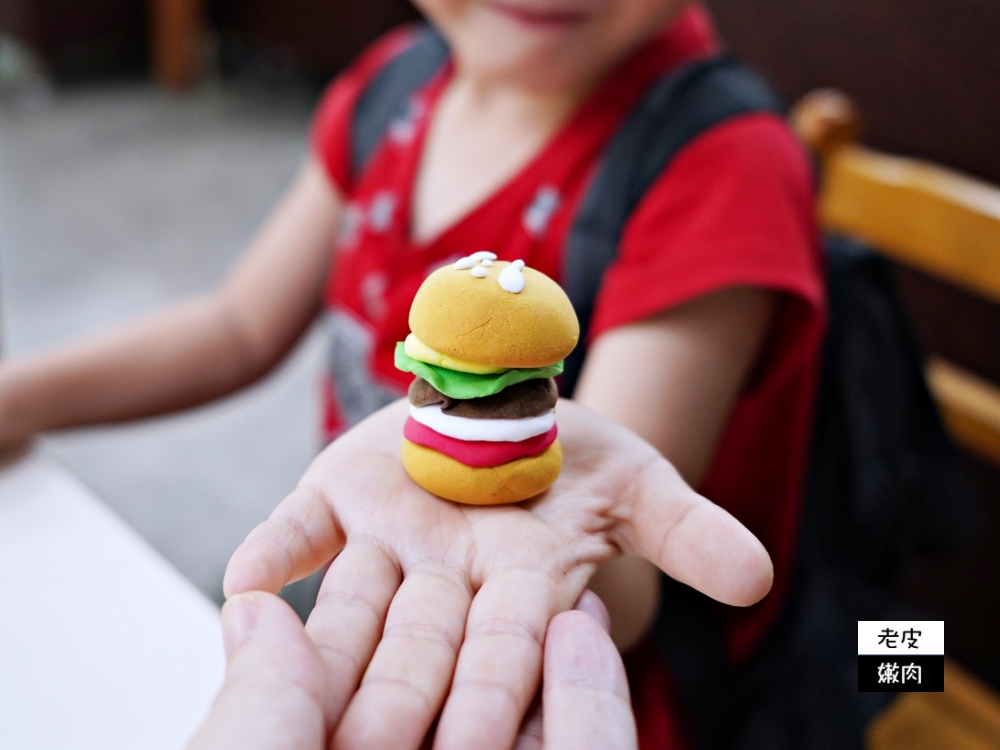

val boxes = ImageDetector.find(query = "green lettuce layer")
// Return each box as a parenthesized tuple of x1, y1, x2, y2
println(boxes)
(395, 342, 563, 400)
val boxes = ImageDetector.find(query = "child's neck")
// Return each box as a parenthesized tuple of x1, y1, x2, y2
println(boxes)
(449, 65, 600, 132)
(410, 69, 596, 244)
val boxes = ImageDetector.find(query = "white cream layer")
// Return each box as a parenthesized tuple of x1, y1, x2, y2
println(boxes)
(408, 405, 556, 443)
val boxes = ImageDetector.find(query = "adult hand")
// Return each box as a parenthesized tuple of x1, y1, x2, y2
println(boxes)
(224, 398, 772, 749)
(517, 591, 637, 750)
(187, 592, 326, 750)
(187, 591, 637, 750)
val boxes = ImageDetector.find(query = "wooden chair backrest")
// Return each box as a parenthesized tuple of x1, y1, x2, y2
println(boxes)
(791, 90, 1000, 467)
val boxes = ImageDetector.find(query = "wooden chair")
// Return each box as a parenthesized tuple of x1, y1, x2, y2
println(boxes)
(791, 90, 1000, 750)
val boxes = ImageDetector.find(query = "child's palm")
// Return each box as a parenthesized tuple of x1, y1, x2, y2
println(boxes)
(225, 399, 771, 750)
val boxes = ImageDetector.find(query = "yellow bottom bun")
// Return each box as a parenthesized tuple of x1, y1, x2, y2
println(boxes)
(401, 439, 562, 505)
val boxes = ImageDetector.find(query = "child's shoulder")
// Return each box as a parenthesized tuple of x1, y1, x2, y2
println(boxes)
(313, 24, 421, 126)
(592, 110, 821, 340)
(338, 25, 423, 90)
(675, 110, 814, 191)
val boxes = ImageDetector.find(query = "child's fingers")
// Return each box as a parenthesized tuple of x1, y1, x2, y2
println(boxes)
(305, 539, 401, 727)
(433, 567, 559, 750)
(333, 563, 472, 750)
(542, 610, 637, 750)
(626, 459, 773, 607)
(224, 484, 344, 598)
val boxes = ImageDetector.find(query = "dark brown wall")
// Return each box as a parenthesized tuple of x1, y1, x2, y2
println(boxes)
(0, 0, 147, 78)
(0, 0, 146, 54)
(0, 3, 30, 42)
(706, 0, 1000, 185)
(213, 0, 418, 75)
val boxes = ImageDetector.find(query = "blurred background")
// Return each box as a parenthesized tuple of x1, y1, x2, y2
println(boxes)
(1, 0, 999, 733)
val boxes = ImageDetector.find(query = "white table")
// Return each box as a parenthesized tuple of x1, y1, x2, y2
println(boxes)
(0, 453, 225, 749)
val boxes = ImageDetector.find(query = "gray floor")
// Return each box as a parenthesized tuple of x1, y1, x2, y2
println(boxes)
(0, 82, 328, 605)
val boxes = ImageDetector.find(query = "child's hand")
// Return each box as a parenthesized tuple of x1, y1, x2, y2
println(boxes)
(224, 398, 772, 750)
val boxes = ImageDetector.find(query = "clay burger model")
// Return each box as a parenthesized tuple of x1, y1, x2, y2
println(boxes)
(395, 252, 580, 505)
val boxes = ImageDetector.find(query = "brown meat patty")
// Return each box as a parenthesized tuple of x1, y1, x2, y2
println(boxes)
(408, 377, 558, 420)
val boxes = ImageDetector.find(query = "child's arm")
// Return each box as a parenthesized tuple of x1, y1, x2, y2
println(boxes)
(0, 158, 341, 448)
(574, 286, 778, 650)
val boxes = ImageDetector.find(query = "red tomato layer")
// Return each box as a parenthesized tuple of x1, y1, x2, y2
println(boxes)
(403, 418, 558, 468)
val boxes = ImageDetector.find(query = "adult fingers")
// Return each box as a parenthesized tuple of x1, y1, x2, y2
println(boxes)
(333, 564, 472, 750)
(512, 590, 610, 750)
(433, 568, 560, 750)
(572, 589, 611, 633)
(224, 484, 344, 597)
(187, 592, 327, 750)
(627, 458, 773, 607)
(304, 538, 401, 727)
(513, 697, 544, 750)
(542, 610, 637, 750)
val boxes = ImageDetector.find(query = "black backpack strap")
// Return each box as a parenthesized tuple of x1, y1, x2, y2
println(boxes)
(561, 56, 783, 395)
(350, 25, 450, 181)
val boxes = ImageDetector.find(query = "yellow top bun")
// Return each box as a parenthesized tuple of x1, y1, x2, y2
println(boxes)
(409, 260, 579, 369)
